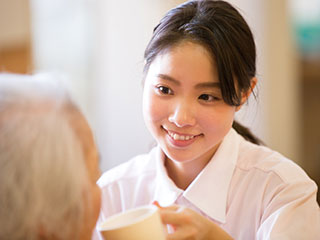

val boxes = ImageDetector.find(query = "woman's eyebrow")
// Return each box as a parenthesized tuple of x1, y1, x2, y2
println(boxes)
(156, 74, 180, 86)
(156, 74, 220, 89)
(195, 82, 220, 89)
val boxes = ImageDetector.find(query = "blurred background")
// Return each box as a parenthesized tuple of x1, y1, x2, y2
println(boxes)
(0, 0, 319, 202)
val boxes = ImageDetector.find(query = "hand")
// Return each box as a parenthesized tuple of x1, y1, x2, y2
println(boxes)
(154, 203, 233, 240)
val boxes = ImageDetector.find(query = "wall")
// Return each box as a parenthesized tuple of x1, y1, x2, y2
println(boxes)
(30, 0, 95, 116)
(229, 0, 301, 164)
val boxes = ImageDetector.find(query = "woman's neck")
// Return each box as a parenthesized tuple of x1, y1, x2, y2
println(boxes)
(164, 149, 218, 190)
(165, 157, 210, 190)
(165, 158, 199, 190)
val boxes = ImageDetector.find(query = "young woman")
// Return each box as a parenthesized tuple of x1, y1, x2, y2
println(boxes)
(94, 1, 320, 239)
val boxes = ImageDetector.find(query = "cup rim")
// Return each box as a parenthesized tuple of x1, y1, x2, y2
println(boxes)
(98, 205, 158, 231)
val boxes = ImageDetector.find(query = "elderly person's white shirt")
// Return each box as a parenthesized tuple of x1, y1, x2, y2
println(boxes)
(93, 128, 320, 240)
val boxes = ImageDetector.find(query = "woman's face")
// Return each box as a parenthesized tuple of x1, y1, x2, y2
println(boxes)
(143, 41, 237, 168)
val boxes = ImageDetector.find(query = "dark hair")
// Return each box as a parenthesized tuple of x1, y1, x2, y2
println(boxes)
(143, 0, 262, 145)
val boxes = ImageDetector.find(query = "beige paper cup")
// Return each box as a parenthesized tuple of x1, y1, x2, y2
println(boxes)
(98, 205, 166, 240)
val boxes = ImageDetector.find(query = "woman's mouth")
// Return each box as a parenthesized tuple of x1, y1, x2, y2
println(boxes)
(167, 131, 196, 141)
(162, 126, 202, 147)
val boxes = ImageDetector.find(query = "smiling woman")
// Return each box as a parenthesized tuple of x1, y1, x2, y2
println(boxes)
(94, 1, 320, 240)
(142, 41, 237, 186)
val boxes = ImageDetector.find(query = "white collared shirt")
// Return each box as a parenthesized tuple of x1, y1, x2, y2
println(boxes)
(93, 129, 320, 239)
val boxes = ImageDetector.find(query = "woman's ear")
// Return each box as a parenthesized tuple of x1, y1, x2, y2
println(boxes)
(236, 77, 258, 111)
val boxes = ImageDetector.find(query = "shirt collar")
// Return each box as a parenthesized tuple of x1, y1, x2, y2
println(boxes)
(153, 128, 239, 223)
(184, 128, 239, 223)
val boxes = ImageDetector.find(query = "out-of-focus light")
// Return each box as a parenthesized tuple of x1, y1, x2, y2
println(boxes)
(289, 0, 320, 57)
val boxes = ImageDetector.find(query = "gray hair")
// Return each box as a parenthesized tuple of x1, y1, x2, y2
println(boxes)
(0, 73, 89, 239)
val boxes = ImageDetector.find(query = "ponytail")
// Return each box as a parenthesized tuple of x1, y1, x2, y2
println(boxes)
(232, 121, 263, 145)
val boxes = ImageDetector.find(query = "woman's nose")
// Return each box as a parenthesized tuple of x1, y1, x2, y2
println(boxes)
(168, 102, 196, 127)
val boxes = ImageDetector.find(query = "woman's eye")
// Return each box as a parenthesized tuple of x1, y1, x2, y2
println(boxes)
(156, 86, 173, 95)
(198, 94, 220, 102)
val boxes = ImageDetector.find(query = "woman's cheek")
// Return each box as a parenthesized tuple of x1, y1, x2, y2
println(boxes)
(202, 106, 235, 130)
(143, 91, 166, 123)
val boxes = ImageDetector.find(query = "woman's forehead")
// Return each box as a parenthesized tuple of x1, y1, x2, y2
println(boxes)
(148, 41, 219, 83)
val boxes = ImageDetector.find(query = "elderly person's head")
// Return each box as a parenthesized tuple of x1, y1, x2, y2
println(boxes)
(0, 73, 101, 240)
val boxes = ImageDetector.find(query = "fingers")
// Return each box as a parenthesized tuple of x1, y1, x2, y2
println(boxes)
(163, 205, 184, 212)
(166, 228, 195, 240)
(153, 202, 189, 226)
(152, 200, 162, 208)
(152, 201, 180, 211)
(160, 207, 191, 226)
(152, 202, 234, 240)
(152, 202, 187, 234)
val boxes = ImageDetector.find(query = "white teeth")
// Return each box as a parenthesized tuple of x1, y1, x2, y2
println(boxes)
(170, 132, 195, 141)
(173, 134, 179, 140)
